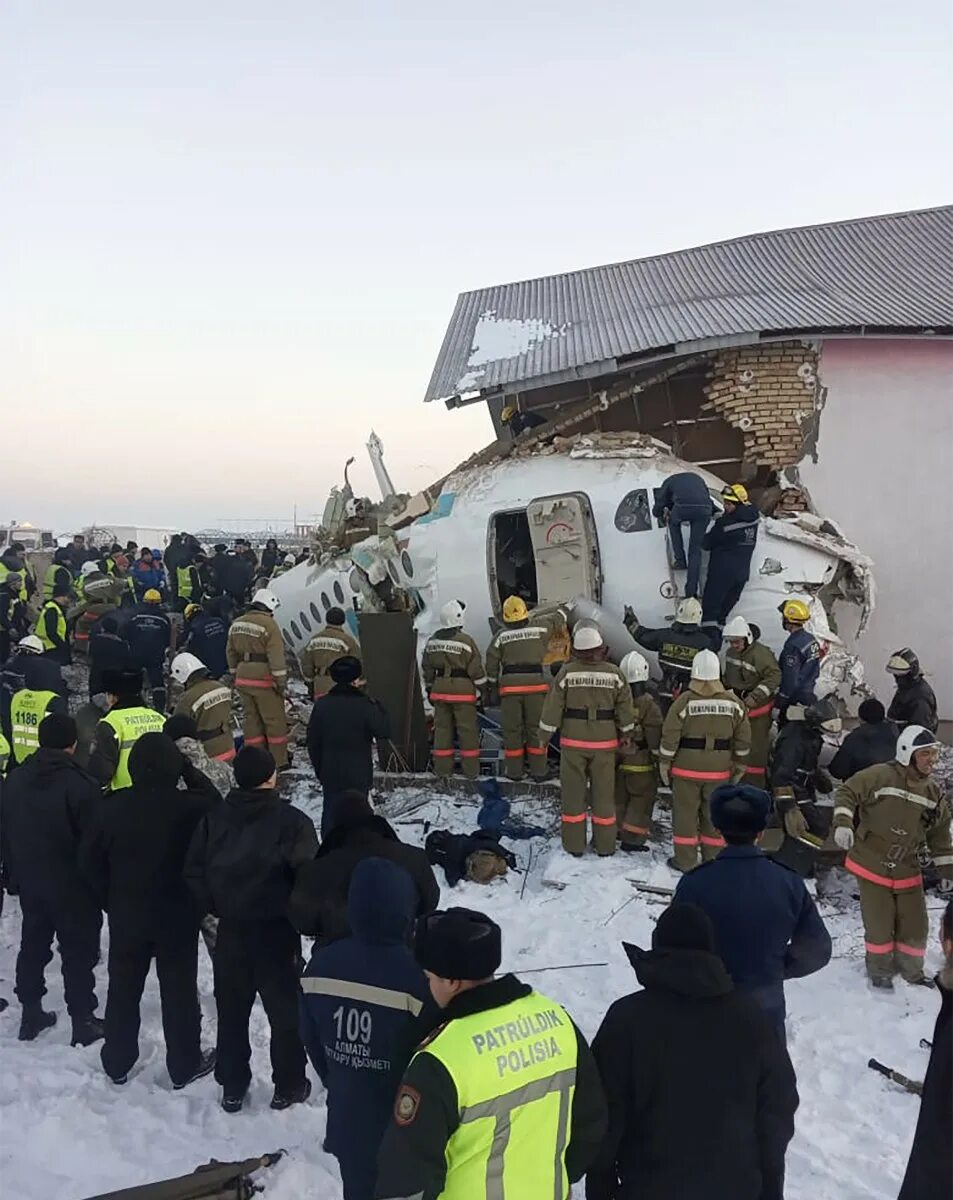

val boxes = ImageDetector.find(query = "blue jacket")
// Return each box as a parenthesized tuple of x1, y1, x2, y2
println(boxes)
(130, 562, 165, 599)
(652, 472, 713, 518)
(702, 503, 760, 566)
(126, 605, 172, 668)
(182, 612, 229, 679)
(299, 857, 430, 1160)
(674, 844, 831, 1020)
(778, 628, 820, 708)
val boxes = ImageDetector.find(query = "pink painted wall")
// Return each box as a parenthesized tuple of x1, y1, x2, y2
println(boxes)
(802, 339, 953, 718)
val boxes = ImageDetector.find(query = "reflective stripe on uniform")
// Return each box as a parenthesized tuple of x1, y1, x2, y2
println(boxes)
(747, 702, 773, 718)
(620, 763, 654, 773)
(561, 737, 618, 750)
(845, 856, 922, 890)
(622, 824, 650, 835)
(833, 806, 854, 820)
(560, 673, 620, 689)
(874, 786, 937, 810)
(591, 814, 615, 826)
(431, 692, 477, 703)
(236, 676, 275, 688)
(865, 940, 894, 954)
(426, 639, 473, 655)
(896, 943, 926, 958)
(561, 813, 586, 823)
(213, 747, 236, 762)
(745, 765, 766, 776)
(700, 834, 726, 847)
(300, 977, 424, 1014)
(671, 767, 731, 781)
(504, 748, 524, 759)
(539, 722, 557, 734)
(500, 684, 550, 695)
(673, 835, 698, 845)
(526, 746, 547, 756)
(932, 854, 953, 867)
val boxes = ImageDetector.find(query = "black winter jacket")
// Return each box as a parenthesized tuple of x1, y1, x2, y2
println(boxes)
(652, 472, 713, 518)
(769, 720, 824, 803)
(306, 684, 391, 798)
(828, 719, 898, 780)
(898, 970, 952, 1199)
(887, 675, 939, 734)
(586, 943, 798, 1200)
(703, 501, 760, 563)
(185, 787, 318, 921)
(1, 651, 66, 738)
(289, 811, 439, 941)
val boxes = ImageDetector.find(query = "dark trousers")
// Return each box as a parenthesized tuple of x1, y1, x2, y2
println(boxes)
(101, 928, 201, 1085)
(141, 661, 166, 713)
(213, 918, 306, 1096)
(702, 558, 750, 626)
(15, 892, 101, 1018)
(668, 503, 711, 598)
(336, 1148, 378, 1200)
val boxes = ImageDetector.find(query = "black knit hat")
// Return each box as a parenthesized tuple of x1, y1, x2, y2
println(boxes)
(101, 667, 144, 697)
(129, 733, 184, 786)
(858, 698, 886, 724)
(652, 903, 715, 952)
(234, 745, 276, 790)
(326, 607, 346, 626)
(415, 908, 502, 981)
(709, 784, 770, 836)
(38, 713, 77, 750)
(330, 655, 362, 684)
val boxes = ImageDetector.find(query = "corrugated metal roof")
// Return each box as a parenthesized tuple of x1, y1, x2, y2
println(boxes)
(424, 206, 953, 402)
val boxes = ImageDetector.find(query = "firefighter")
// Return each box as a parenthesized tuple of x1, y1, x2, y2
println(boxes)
(484, 595, 566, 781)
(126, 589, 173, 713)
(624, 597, 717, 712)
(885, 648, 938, 733)
(77, 560, 123, 606)
(539, 626, 635, 857)
(170, 652, 236, 763)
(34, 586, 73, 666)
(422, 600, 486, 781)
(770, 697, 841, 842)
(340, 498, 374, 550)
(300, 606, 360, 700)
(72, 566, 121, 658)
(615, 650, 662, 852)
(777, 599, 819, 717)
(9, 680, 69, 765)
(87, 668, 166, 791)
(225, 588, 290, 768)
(500, 403, 547, 436)
(659, 649, 750, 872)
(722, 616, 781, 784)
(832, 726, 953, 989)
(701, 483, 760, 628)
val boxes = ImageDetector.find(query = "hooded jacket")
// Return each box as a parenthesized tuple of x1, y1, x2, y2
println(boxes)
(299, 857, 431, 1160)
(887, 672, 939, 734)
(586, 941, 798, 1200)
(289, 809, 439, 941)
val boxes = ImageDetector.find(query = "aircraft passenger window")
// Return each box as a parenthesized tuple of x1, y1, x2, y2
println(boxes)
(282, 630, 294, 649)
(290, 620, 302, 641)
(349, 569, 362, 593)
(387, 561, 400, 584)
(615, 489, 652, 533)
(333, 581, 345, 603)
(310, 602, 323, 623)
(321, 591, 331, 610)
(401, 551, 414, 578)
(299, 611, 312, 634)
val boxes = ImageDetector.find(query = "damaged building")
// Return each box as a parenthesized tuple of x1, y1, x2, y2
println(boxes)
(424, 206, 953, 718)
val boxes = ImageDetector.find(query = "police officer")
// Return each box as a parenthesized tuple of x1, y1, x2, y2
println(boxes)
(485, 596, 566, 780)
(777, 599, 819, 717)
(1, 634, 64, 743)
(34, 585, 73, 666)
(170, 652, 236, 763)
(624, 597, 717, 712)
(226, 588, 290, 768)
(300, 606, 360, 700)
(9, 677, 69, 765)
(615, 651, 662, 852)
(42, 551, 74, 604)
(88, 668, 165, 791)
(659, 649, 750, 872)
(126, 589, 173, 712)
(885, 648, 938, 733)
(832, 726, 953, 989)
(375, 907, 607, 1200)
(539, 626, 635, 858)
(701, 483, 760, 628)
(722, 616, 781, 784)
(172, 555, 202, 614)
(770, 697, 841, 842)
(422, 600, 486, 781)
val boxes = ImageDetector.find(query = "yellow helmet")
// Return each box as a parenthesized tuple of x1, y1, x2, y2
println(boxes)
(500, 406, 515, 423)
(144, 588, 162, 603)
(184, 602, 202, 620)
(502, 595, 529, 623)
(781, 598, 810, 624)
(721, 483, 749, 504)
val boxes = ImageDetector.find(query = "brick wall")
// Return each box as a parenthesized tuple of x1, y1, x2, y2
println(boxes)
(702, 340, 821, 468)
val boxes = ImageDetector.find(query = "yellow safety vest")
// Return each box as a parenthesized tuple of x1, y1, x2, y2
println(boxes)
(0, 731, 10, 775)
(0, 562, 27, 602)
(43, 563, 64, 602)
(10, 689, 59, 763)
(176, 566, 194, 600)
(98, 706, 166, 790)
(416, 990, 579, 1200)
(35, 601, 67, 651)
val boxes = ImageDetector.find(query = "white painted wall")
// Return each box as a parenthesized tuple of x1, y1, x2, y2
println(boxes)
(803, 339, 953, 718)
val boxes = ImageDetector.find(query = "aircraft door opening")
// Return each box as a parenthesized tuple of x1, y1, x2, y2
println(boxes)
(488, 509, 539, 613)
(526, 493, 602, 607)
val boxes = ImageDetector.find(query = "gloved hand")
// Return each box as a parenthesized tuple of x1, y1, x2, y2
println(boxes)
(623, 605, 638, 629)
(783, 807, 809, 839)
(485, 684, 500, 708)
(833, 825, 855, 851)
(658, 764, 671, 787)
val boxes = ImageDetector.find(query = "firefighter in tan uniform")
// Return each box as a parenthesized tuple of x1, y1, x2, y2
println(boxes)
(721, 616, 781, 784)
(615, 651, 662, 852)
(659, 649, 750, 872)
(422, 600, 486, 780)
(170, 652, 236, 762)
(539, 626, 635, 857)
(299, 607, 360, 699)
(225, 588, 290, 768)
(832, 725, 953, 989)
(484, 595, 566, 780)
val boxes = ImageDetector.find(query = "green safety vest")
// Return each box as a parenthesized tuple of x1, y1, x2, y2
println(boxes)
(99, 706, 166, 790)
(416, 990, 579, 1200)
(35, 601, 67, 651)
(176, 566, 194, 600)
(0, 731, 10, 776)
(0, 561, 27, 602)
(43, 563, 64, 602)
(10, 689, 59, 763)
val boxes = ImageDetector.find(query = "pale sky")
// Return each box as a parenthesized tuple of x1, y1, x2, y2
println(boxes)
(3, 0, 951, 532)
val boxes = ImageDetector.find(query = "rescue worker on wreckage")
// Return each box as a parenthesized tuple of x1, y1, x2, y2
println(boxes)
(539, 626, 635, 858)
(769, 697, 841, 843)
(484, 595, 566, 781)
(776, 599, 820, 719)
(623, 597, 717, 713)
(422, 600, 486, 781)
(831, 725, 953, 990)
(659, 649, 751, 873)
(722, 616, 781, 785)
(614, 651, 662, 853)
(885, 647, 939, 734)
(700, 483, 760, 629)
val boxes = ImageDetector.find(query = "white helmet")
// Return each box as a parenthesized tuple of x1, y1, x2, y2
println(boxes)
(691, 649, 721, 681)
(18, 634, 44, 654)
(283, 553, 296, 565)
(722, 616, 752, 642)
(80, 560, 100, 577)
(253, 588, 280, 612)
(344, 498, 359, 518)
(895, 725, 941, 767)
(573, 625, 604, 651)
(620, 650, 650, 683)
(675, 597, 703, 625)
(170, 652, 206, 685)
(439, 599, 466, 627)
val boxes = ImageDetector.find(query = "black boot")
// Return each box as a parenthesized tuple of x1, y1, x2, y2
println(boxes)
(71, 1015, 105, 1047)
(270, 1078, 312, 1111)
(19, 1004, 57, 1041)
(173, 1049, 217, 1091)
(620, 842, 650, 853)
(870, 976, 895, 991)
(221, 1090, 247, 1114)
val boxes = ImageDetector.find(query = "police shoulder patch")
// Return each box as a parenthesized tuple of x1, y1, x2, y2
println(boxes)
(416, 1021, 448, 1050)
(395, 1085, 421, 1126)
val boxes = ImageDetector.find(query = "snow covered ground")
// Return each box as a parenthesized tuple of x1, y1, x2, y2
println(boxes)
(0, 774, 943, 1200)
